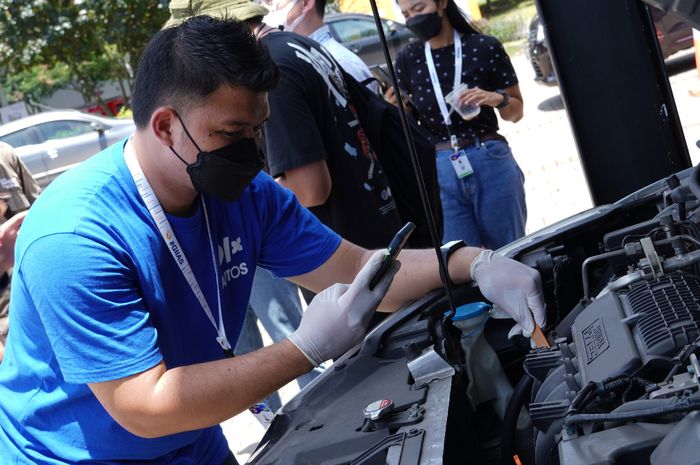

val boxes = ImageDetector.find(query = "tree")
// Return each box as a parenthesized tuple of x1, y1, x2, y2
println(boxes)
(2, 64, 71, 108)
(0, 0, 168, 111)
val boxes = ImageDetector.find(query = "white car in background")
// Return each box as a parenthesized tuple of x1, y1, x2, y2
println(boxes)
(0, 111, 135, 187)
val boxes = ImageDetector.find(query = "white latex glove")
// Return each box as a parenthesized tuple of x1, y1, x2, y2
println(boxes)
(470, 249, 546, 337)
(289, 250, 400, 366)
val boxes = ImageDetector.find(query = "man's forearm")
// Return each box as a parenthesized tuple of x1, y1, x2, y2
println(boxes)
(91, 339, 312, 438)
(364, 246, 483, 311)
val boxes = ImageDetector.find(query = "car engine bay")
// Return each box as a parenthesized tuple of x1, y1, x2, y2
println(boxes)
(247, 165, 700, 464)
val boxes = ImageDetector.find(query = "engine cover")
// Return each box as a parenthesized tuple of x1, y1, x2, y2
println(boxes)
(572, 273, 700, 384)
(527, 272, 700, 465)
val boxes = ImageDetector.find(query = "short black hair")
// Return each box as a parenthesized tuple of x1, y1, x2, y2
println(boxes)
(315, 0, 327, 18)
(131, 16, 279, 128)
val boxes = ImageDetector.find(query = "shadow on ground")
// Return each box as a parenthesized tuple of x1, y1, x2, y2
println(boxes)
(537, 94, 564, 112)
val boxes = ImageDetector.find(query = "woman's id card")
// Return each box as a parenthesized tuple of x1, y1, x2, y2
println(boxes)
(450, 150, 473, 178)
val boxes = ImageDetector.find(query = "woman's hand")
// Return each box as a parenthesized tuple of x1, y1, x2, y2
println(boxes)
(457, 86, 504, 109)
(384, 85, 398, 106)
(383, 86, 413, 114)
(458, 85, 524, 123)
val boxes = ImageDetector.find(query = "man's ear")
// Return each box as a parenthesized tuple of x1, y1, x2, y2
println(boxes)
(150, 107, 178, 148)
(303, 0, 316, 15)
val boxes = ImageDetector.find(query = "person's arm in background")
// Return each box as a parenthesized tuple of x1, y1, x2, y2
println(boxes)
(0, 210, 28, 275)
(383, 48, 415, 114)
(262, 40, 333, 207)
(276, 160, 331, 207)
(0, 208, 25, 362)
(16, 156, 41, 203)
(383, 86, 414, 115)
(2, 144, 42, 203)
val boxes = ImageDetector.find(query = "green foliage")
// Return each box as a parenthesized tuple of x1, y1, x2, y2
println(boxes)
(0, 0, 169, 108)
(482, 11, 529, 43)
(480, 1, 535, 52)
(2, 64, 71, 104)
(325, 0, 340, 15)
(478, 0, 533, 17)
(90, 1, 171, 80)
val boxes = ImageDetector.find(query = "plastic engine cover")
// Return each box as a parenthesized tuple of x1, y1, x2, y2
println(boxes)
(571, 291, 641, 384)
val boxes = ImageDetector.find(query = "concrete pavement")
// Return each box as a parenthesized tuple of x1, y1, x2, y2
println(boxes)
(502, 52, 700, 234)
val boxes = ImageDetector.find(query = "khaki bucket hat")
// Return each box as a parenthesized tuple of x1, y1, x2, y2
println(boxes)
(164, 0, 269, 28)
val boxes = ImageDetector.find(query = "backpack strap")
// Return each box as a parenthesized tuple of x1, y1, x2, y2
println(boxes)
(360, 77, 379, 88)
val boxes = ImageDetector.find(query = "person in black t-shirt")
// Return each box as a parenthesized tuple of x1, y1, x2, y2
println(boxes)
(258, 27, 402, 250)
(388, 0, 526, 250)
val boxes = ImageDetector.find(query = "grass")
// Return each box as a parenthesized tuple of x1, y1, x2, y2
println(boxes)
(476, 0, 536, 56)
(477, 0, 533, 17)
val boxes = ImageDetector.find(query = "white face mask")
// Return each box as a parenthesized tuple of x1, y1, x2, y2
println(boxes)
(265, 0, 304, 32)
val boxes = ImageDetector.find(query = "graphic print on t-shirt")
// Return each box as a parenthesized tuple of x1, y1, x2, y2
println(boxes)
(288, 41, 378, 165)
(289, 42, 348, 108)
(287, 40, 392, 203)
(263, 32, 402, 248)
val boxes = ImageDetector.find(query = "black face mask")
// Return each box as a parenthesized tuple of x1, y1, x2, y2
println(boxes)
(406, 12, 443, 42)
(170, 114, 264, 202)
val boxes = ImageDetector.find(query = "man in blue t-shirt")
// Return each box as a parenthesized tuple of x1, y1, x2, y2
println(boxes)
(0, 17, 545, 464)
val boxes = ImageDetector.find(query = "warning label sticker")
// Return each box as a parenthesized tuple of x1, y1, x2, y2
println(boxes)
(582, 318, 609, 363)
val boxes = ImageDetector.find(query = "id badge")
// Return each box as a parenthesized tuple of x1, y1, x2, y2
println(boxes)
(450, 150, 473, 178)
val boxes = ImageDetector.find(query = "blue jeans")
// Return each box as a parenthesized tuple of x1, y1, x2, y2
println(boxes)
(234, 267, 320, 411)
(436, 139, 526, 249)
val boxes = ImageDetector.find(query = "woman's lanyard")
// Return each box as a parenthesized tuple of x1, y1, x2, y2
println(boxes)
(124, 140, 233, 357)
(425, 29, 462, 151)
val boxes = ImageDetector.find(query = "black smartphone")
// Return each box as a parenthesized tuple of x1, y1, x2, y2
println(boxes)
(368, 222, 415, 290)
(369, 65, 415, 107)
(370, 65, 391, 86)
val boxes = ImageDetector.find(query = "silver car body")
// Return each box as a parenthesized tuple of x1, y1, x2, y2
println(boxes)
(0, 111, 135, 187)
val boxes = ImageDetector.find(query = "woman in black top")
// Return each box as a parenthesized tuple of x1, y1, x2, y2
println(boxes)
(388, 0, 526, 249)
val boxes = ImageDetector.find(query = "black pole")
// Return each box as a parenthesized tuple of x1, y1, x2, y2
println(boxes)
(365, 0, 458, 318)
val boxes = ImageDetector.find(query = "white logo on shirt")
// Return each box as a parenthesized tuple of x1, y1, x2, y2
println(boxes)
(221, 262, 249, 289)
(218, 236, 243, 265)
(218, 236, 248, 288)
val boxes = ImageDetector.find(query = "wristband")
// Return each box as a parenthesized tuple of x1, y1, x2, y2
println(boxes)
(439, 240, 467, 288)
(495, 89, 510, 109)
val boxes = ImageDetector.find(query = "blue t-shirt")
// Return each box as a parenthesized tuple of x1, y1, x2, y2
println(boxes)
(0, 139, 341, 464)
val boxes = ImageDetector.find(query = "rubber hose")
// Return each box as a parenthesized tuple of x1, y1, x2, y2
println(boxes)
(534, 424, 559, 465)
(565, 397, 700, 426)
(569, 375, 629, 413)
(500, 375, 533, 465)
